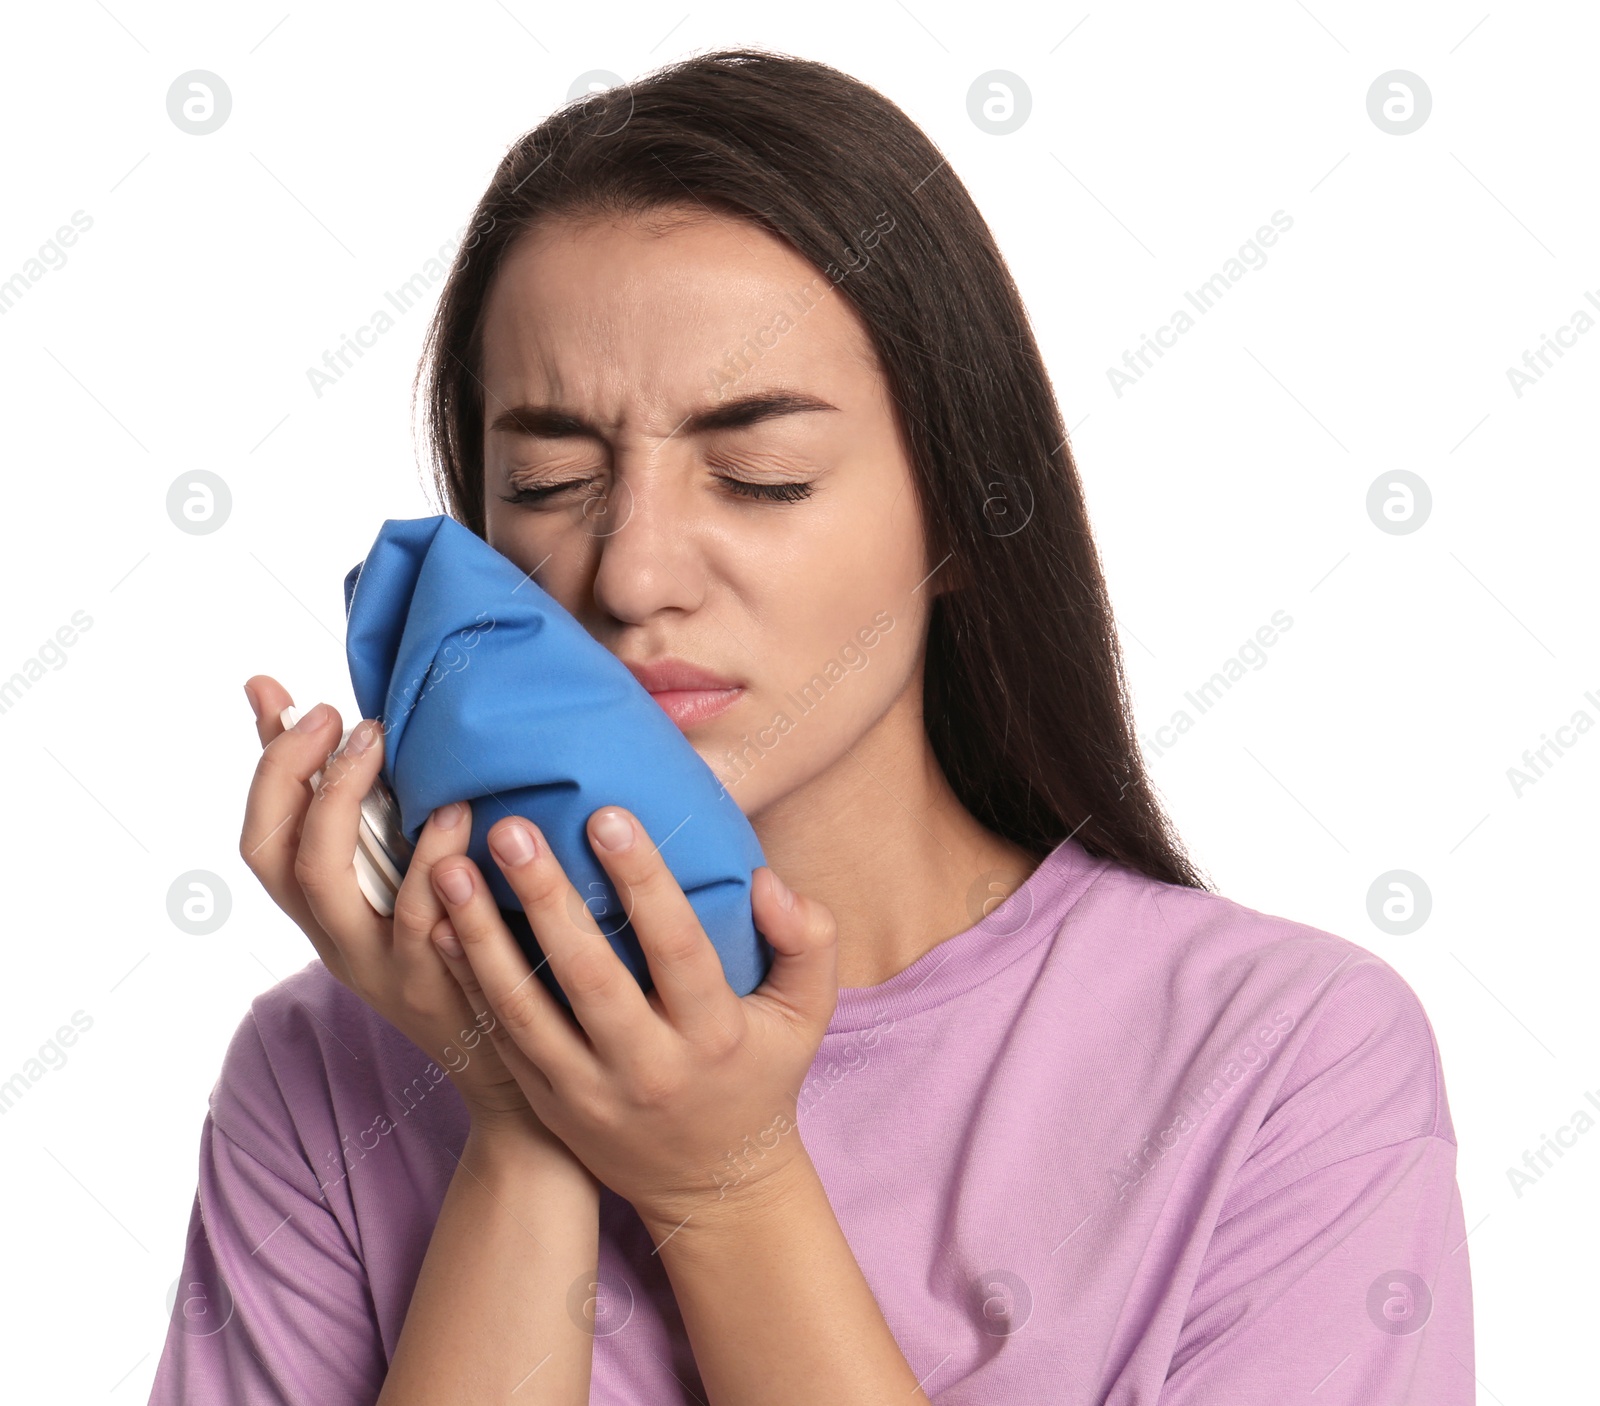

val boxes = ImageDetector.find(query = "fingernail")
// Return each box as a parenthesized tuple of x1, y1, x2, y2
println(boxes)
(293, 702, 330, 733)
(490, 823, 536, 867)
(770, 869, 796, 911)
(243, 684, 261, 721)
(591, 809, 634, 852)
(432, 802, 466, 831)
(433, 922, 464, 959)
(347, 720, 378, 756)
(434, 866, 473, 905)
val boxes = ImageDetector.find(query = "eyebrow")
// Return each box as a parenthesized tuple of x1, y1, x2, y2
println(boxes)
(487, 389, 839, 440)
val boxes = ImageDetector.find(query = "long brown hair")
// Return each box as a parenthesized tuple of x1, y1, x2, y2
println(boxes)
(412, 46, 1209, 891)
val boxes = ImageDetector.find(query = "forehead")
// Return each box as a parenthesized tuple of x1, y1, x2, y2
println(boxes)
(477, 209, 878, 421)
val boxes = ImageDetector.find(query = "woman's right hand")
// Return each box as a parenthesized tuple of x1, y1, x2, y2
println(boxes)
(238, 673, 573, 1153)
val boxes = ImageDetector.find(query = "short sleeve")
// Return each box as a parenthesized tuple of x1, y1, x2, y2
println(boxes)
(148, 993, 392, 1405)
(1157, 1133, 1475, 1404)
(148, 1113, 389, 1404)
(1156, 952, 1476, 1405)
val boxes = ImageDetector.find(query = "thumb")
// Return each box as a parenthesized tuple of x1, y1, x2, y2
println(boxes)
(751, 866, 838, 1027)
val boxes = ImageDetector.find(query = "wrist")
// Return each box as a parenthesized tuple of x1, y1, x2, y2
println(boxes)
(463, 1116, 599, 1195)
(638, 1144, 818, 1253)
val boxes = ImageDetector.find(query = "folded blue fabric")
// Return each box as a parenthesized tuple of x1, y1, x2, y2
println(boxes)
(341, 514, 772, 1010)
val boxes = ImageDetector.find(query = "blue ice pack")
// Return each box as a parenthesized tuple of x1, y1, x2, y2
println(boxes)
(340, 514, 772, 1010)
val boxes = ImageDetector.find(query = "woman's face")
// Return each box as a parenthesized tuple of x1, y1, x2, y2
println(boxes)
(479, 208, 936, 819)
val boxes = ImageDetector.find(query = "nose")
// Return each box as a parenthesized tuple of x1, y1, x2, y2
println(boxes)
(588, 451, 708, 625)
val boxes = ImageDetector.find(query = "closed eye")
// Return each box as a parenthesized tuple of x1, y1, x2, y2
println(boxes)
(718, 475, 814, 503)
(498, 475, 814, 506)
(498, 479, 600, 506)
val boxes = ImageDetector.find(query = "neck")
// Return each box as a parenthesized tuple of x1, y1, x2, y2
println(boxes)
(747, 684, 1043, 990)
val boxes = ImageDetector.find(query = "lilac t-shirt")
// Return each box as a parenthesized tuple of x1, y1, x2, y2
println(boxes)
(149, 835, 1474, 1403)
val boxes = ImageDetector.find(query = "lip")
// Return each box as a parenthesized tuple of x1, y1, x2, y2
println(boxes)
(619, 656, 744, 730)
(646, 687, 744, 728)
(621, 656, 741, 693)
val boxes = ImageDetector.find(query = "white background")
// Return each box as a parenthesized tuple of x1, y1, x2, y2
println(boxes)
(1, 1, 1593, 1400)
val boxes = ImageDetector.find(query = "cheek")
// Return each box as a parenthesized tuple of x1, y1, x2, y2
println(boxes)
(733, 475, 929, 705)
(799, 492, 927, 646)
(710, 561, 925, 799)
(483, 498, 536, 567)
(485, 500, 600, 610)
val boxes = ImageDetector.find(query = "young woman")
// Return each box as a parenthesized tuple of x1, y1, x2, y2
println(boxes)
(151, 48, 1473, 1405)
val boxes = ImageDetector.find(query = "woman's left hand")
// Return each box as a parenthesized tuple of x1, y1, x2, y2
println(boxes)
(426, 804, 839, 1231)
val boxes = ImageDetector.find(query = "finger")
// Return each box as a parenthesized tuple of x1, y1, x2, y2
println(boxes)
(481, 816, 666, 1066)
(430, 917, 554, 1101)
(244, 675, 296, 748)
(389, 801, 475, 959)
(580, 806, 742, 1045)
(429, 852, 606, 1091)
(749, 867, 839, 1032)
(238, 694, 348, 975)
(293, 713, 395, 983)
